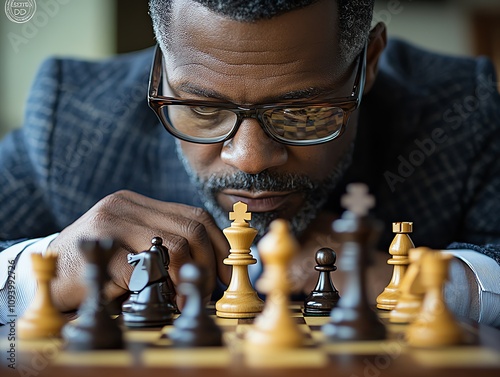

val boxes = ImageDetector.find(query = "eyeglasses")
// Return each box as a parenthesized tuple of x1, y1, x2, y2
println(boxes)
(148, 44, 366, 146)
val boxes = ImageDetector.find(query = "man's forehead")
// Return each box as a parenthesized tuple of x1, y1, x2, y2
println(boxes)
(162, 0, 347, 103)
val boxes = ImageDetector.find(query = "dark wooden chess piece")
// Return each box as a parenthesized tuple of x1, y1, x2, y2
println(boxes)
(63, 239, 124, 350)
(150, 237, 179, 314)
(167, 263, 223, 347)
(304, 247, 340, 316)
(122, 237, 177, 327)
(322, 184, 387, 341)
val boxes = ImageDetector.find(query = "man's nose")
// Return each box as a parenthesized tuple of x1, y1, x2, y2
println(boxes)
(220, 118, 288, 174)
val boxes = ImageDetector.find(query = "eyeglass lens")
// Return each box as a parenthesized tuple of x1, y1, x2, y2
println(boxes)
(160, 105, 345, 142)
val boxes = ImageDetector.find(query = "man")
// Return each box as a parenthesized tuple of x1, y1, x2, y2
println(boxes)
(0, 0, 499, 326)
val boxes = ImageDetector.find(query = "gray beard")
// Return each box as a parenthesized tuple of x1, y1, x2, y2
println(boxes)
(176, 141, 354, 240)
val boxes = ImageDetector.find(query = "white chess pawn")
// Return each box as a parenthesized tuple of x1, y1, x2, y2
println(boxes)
(245, 219, 305, 349)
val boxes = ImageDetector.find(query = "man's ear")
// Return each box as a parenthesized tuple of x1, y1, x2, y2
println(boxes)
(364, 22, 387, 94)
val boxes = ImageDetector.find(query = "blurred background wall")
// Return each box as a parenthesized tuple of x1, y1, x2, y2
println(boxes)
(1, 0, 499, 138)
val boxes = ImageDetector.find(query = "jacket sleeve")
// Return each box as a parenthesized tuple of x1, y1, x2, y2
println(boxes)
(449, 57, 500, 265)
(0, 58, 62, 250)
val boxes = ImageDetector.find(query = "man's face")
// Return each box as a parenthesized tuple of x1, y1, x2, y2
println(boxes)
(163, 0, 359, 236)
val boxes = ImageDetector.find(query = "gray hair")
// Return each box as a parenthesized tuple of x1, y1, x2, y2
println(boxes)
(149, 0, 374, 64)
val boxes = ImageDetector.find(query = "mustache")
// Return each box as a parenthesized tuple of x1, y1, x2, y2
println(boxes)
(199, 171, 318, 193)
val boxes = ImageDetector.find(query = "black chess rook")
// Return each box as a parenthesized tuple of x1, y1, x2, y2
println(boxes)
(63, 239, 124, 351)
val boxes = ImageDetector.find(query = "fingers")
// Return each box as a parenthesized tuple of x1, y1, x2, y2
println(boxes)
(109, 191, 232, 285)
(50, 190, 232, 311)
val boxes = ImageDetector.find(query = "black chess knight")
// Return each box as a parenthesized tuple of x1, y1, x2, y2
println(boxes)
(122, 237, 177, 327)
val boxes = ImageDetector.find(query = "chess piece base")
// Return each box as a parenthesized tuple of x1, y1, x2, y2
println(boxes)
(216, 292, 264, 319)
(376, 287, 399, 310)
(123, 295, 174, 327)
(63, 320, 124, 351)
(304, 290, 340, 316)
(245, 318, 305, 349)
(18, 309, 64, 339)
(167, 316, 223, 347)
(123, 313, 173, 327)
(406, 320, 463, 348)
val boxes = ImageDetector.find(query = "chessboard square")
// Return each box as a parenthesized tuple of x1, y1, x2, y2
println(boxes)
(17, 338, 64, 352)
(294, 316, 307, 324)
(215, 317, 239, 327)
(12, 338, 63, 367)
(235, 323, 253, 337)
(304, 316, 330, 327)
(54, 350, 132, 367)
(125, 329, 162, 344)
(144, 348, 231, 367)
(311, 330, 325, 343)
(298, 323, 313, 336)
(323, 340, 399, 355)
(410, 347, 500, 367)
(244, 348, 328, 368)
(289, 304, 302, 312)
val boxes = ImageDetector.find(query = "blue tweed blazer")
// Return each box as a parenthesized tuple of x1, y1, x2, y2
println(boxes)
(1, 40, 499, 263)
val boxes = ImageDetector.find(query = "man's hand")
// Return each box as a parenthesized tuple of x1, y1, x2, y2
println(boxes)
(48, 190, 231, 312)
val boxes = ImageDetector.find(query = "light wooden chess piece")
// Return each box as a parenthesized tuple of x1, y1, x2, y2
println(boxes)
(18, 252, 65, 339)
(406, 250, 463, 347)
(216, 201, 264, 318)
(245, 219, 305, 349)
(376, 222, 414, 310)
(389, 247, 427, 323)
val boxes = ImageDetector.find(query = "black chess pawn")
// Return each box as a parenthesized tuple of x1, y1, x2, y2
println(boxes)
(63, 239, 124, 350)
(168, 263, 223, 347)
(304, 247, 340, 316)
(122, 237, 177, 327)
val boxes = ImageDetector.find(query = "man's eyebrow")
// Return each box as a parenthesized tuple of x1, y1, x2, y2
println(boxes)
(176, 83, 227, 100)
(175, 83, 332, 102)
(279, 87, 329, 100)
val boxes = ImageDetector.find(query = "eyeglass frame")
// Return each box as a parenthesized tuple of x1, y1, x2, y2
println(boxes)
(148, 43, 367, 146)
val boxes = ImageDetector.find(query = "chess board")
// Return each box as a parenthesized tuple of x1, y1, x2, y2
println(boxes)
(2, 304, 500, 377)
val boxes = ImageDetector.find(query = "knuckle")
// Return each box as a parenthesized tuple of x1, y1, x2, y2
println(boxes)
(88, 210, 116, 230)
(185, 220, 208, 243)
(87, 195, 126, 230)
(191, 207, 213, 225)
(95, 192, 127, 212)
(167, 235, 190, 254)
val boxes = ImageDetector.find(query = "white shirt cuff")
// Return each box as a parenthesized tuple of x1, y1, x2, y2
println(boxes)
(0, 234, 59, 325)
(444, 249, 500, 327)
